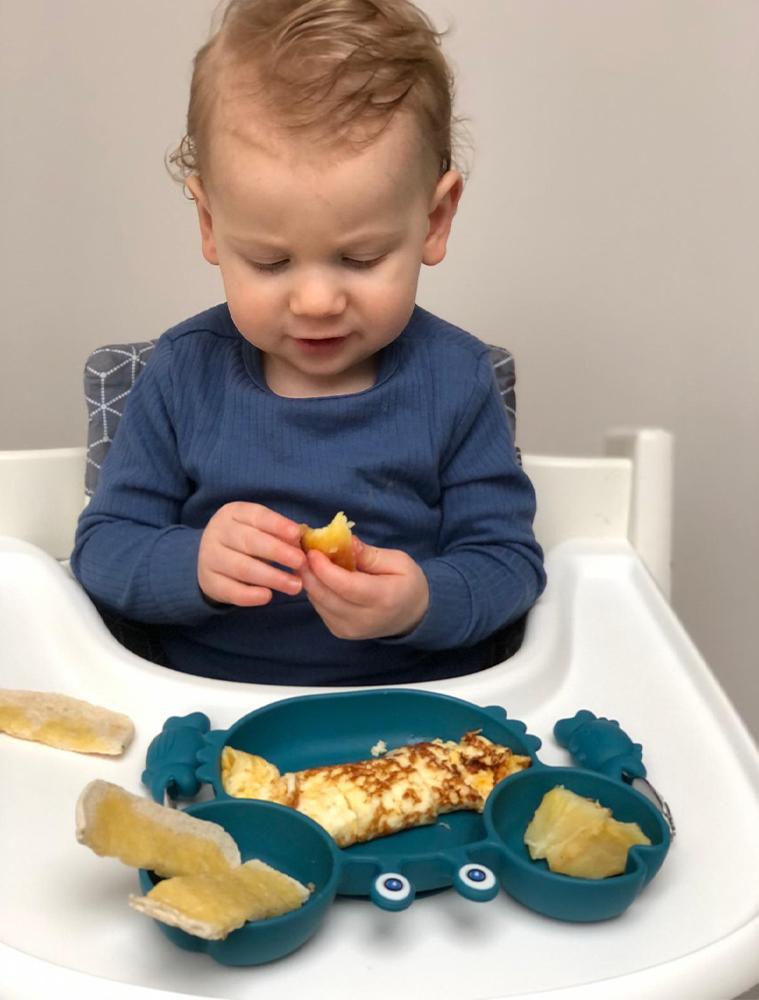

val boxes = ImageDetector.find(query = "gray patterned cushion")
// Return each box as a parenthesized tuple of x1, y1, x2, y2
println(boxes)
(84, 341, 517, 495)
(84, 342, 157, 496)
(488, 345, 517, 438)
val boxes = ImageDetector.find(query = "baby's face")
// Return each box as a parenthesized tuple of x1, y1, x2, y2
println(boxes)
(188, 111, 461, 397)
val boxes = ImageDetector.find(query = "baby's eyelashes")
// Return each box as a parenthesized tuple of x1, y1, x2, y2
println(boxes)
(247, 255, 387, 274)
(342, 255, 386, 269)
(250, 259, 289, 274)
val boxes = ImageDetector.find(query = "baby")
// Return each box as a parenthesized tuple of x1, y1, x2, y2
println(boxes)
(72, 0, 546, 685)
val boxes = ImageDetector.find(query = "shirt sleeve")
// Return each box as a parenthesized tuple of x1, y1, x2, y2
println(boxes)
(71, 337, 227, 626)
(384, 351, 546, 650)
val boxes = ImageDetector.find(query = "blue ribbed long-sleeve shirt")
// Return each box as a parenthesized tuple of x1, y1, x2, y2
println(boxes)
(72, 303, 545, 685)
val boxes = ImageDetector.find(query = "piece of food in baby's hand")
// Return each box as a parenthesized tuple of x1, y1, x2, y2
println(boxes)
(129, 858, 311, 940)
(300, 511, 356, 570)
(75, 779, 241, 877)
(523, 785, 651, 879)
(0, 689, 134, 756)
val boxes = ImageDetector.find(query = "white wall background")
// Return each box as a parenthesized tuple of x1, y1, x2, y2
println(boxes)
(1, 1, 757, 742)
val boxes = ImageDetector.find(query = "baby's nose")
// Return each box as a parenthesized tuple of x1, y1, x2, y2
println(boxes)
(289, 273, 347, 318)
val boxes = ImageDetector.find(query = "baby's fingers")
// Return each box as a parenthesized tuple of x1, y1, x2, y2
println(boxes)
(230, 502, 303, 546)
(302, 550, 369, 604)
(299, 554, 355, 614)
(228, 522, 305, 572)
(221, 549, 303, 597)
(200, 571, 273, 608)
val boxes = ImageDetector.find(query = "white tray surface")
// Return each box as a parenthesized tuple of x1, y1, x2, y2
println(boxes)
(0, 536, 757, 1000)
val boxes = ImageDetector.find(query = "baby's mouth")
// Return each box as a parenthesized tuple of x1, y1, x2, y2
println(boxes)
(293, 335, 348, 354)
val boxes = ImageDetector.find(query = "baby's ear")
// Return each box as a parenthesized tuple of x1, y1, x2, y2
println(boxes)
(422, 171, 464, 267)
(185, 175, 219, 267)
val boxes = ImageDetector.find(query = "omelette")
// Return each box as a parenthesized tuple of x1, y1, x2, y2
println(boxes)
(221, 730, 531, 848)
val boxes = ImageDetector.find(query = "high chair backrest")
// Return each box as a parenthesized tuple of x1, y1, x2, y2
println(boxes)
(83, 342, 157, 496)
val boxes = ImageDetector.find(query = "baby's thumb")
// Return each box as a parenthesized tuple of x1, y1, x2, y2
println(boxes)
(353, 537, 400, 576)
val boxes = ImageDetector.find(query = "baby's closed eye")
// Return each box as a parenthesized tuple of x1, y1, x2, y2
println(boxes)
(247, 255, 387, 274)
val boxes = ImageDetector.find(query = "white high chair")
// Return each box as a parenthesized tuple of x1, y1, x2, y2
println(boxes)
(1, 410, 757, 998)
(0, 426, 673, 594)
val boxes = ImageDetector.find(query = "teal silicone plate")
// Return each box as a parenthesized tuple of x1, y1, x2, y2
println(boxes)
(138, 799, 341, 966)
(141, 690, 671, 964)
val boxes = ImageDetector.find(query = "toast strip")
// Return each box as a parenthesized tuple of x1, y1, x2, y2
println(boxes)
(129, 859, 310, 940)
(221, 731, 531, 848)
(0, 689, 134, 755)
(76, 779, 240, 877)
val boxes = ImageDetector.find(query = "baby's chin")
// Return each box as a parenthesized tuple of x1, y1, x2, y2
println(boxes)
(264, 342, 379, 398)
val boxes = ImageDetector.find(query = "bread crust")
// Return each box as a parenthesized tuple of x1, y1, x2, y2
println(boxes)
(0, 689, 134, 755)
(75, 779, 241, 877)
(128, 859, 310, 940)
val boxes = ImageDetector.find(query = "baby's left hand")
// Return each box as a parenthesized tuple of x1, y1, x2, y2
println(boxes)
(299, 538, 429, 641)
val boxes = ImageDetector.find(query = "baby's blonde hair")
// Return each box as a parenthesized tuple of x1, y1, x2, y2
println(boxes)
(168, 0, 461, 183)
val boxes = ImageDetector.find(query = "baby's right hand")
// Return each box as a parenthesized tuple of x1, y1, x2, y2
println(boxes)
(197, 502, 306, 607)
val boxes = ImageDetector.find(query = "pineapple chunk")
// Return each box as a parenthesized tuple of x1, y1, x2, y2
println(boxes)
(524, 785, 651, 879)
(300, 511, 356, 570)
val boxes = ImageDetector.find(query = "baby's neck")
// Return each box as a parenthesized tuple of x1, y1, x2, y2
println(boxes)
(262, 354, 378, 399)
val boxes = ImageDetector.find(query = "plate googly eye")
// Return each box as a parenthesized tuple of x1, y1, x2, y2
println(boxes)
(370, 872, 415, 911)
(375, 873, 411, 900)
(458, 863, 497, 891)
(454, 863, 499, 901)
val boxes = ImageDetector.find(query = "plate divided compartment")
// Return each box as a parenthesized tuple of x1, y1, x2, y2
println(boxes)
(141, 689, 672, 965)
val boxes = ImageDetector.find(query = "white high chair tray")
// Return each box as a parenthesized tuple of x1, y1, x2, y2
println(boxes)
(1, 535, 757, 1000)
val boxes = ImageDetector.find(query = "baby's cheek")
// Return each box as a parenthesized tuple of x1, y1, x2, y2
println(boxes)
(365, 282, 417, 340)
(227, 285, 282, 346)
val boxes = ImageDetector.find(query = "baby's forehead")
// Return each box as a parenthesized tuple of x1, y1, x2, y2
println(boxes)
(209, 96, 433, 195)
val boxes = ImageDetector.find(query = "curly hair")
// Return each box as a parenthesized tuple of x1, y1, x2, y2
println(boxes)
(168, 0, 463, 184)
